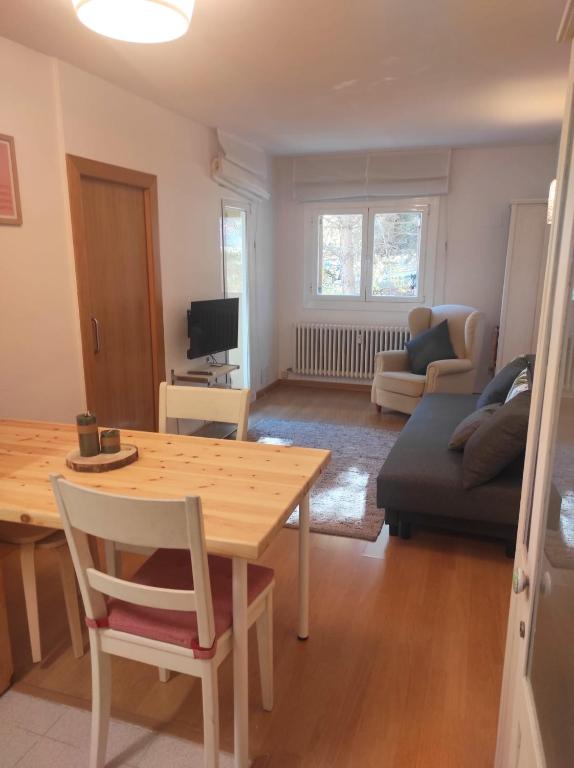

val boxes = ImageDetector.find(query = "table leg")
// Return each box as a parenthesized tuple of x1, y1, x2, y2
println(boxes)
(0, 557, 14, 695)
(88, 535, 102, 571)
(298, 492, 310, 640)
(232, 557, 249, 768)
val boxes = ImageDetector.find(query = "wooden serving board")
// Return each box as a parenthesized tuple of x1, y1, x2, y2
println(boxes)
(65, 444, 138, 473)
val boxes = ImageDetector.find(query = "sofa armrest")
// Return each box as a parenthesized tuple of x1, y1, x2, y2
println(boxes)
(374, 349, 410, 374)
(426, 358, 473, 392)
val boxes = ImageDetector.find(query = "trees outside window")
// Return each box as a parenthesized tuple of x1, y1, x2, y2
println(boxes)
(371, 211, 422, 298)
(318, 214, 363, 296)
(308, 199, 433, 307)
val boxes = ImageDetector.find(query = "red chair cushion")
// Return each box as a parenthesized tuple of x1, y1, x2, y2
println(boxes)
(106, 550, 273, 658)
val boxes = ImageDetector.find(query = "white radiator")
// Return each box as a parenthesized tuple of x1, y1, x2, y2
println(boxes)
(293, 323, 410, 380)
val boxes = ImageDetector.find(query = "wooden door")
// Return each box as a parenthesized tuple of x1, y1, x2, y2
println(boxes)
(67, 156, 165, 431)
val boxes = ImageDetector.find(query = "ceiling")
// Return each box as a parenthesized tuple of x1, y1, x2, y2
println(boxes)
(0, 0, 569, 154)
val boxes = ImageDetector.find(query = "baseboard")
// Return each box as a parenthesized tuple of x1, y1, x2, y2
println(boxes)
(255, 379, 283, 399)
(278, 378, 371, 393)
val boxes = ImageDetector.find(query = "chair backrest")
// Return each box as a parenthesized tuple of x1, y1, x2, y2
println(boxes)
(50, 475, 215, 648)
(408, 304, 484, 365)
(158, 383, 250, 440)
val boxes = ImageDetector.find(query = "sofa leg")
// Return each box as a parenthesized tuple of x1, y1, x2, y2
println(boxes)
(376, 405, 382, 413)
(399, 521, 411, 540)
(388, 523, 399, 537)
(505, 539, 516, 559)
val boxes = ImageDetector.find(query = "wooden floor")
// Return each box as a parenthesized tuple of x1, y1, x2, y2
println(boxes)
(2, 384, 512, 767)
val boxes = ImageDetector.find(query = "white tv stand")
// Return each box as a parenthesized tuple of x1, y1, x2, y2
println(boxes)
(170, 364, 239, 387)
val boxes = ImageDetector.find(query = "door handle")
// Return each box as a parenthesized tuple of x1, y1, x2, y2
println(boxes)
(513, 568, 529, 594)
(91, 317, 101, 354)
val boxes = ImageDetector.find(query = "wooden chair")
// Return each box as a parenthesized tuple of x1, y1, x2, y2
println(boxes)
(158, 381, 250, 440)
(50, 475, 274, 768)
(0, 523, 84, 662)
(103, 383, 251, 580)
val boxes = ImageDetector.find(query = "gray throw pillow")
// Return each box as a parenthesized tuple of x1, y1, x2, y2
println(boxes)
(463, 391, 531, 489)
(477, 354, 535, 408)
(448, 403, 501, 451)
(406, 320, 457, 375)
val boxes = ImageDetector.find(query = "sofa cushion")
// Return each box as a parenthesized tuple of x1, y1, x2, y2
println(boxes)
(448, 403, 501, 451)
(377, 393, 523, 526)
(477, 355, 535, 408)
(463, 391, 531, 490)
(406, 320, 457, 375)
(106, 550, 273, 657)
(379, 371, 427, 398)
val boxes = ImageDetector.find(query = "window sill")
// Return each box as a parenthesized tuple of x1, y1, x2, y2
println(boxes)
(303, 296, 426, 312)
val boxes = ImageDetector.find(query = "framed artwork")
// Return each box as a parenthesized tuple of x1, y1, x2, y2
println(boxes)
(0, 134, 22, 226)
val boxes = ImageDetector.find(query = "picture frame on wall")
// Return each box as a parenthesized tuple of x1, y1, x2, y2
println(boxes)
(0, 133, 22, 226)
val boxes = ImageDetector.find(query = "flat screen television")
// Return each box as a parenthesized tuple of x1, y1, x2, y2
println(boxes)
(187, 298, 239, 360)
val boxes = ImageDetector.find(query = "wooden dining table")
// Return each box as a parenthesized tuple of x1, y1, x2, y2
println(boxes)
(0, 419, 330, 768)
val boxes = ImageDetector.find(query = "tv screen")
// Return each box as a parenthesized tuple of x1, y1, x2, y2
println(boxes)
(187, 298, 239, 360)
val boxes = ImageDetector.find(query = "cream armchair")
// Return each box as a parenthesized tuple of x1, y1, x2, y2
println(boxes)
(371, 305, 485, 415)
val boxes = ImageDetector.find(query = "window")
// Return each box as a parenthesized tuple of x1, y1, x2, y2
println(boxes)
(371, 211, 422, 298)
(222, 201, 251, 388)
(318, 213, 363, 296)
(305, 198, 439, 310)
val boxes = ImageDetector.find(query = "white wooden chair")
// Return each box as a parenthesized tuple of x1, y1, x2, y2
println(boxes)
(0, 522, 84, 662)
(104, 383, 251, 580)
(158, 382, 250, 440)
(50, 475, 274, 768)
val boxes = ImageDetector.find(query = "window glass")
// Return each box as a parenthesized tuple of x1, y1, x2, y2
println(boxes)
(371, 211, 422, 297)
(318, 213, 363, 296)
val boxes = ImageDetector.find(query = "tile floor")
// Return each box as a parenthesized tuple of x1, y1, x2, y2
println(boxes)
(0, 691, 234, 768)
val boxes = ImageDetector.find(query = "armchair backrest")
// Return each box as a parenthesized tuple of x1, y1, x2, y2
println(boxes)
(50, 475, 216, 649)
(408, 304, 484, 367)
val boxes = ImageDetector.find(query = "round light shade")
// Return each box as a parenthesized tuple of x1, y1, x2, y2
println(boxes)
(73, 0, 195, 43)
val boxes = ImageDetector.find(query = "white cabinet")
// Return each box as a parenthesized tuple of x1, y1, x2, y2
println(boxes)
(497, 200, 549, 371)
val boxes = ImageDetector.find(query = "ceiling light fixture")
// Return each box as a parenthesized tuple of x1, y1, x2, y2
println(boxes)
(72, 0, 194, 44)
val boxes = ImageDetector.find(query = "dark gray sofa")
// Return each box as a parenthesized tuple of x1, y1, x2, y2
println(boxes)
(377, 393, 522, 555)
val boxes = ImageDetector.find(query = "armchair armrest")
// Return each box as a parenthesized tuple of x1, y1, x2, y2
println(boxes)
(426, 358, 473, 392)
(374, 349, 410, 374)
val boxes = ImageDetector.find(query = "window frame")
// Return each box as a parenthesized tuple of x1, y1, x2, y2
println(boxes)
(304, 196, 440, 312)
(315, 206, 368, 301)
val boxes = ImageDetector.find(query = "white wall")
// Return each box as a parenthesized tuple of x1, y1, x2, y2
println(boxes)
(0, 40, 85, 421)
(0, 36, 277, 422)
(274, 144, 558, 386)
(443, 145, 556, 382)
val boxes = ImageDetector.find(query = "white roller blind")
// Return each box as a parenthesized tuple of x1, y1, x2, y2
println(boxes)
(212, 129, 270, 200)
(293, 148, 451, 201)
(291, 154, 368, 201)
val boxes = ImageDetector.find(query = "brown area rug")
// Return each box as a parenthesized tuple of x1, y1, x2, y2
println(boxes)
(248, 416, 406, 541)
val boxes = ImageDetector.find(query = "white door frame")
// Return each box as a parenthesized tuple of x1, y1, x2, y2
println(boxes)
(495, 9, 574, 764)
(220, 197, 255, 392)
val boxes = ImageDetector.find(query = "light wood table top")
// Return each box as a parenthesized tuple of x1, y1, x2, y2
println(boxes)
(0, 420, 330, 561)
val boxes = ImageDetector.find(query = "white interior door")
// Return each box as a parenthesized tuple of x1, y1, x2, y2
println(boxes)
(495, 18, 574, 767)
(221, 201, 251, 389)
